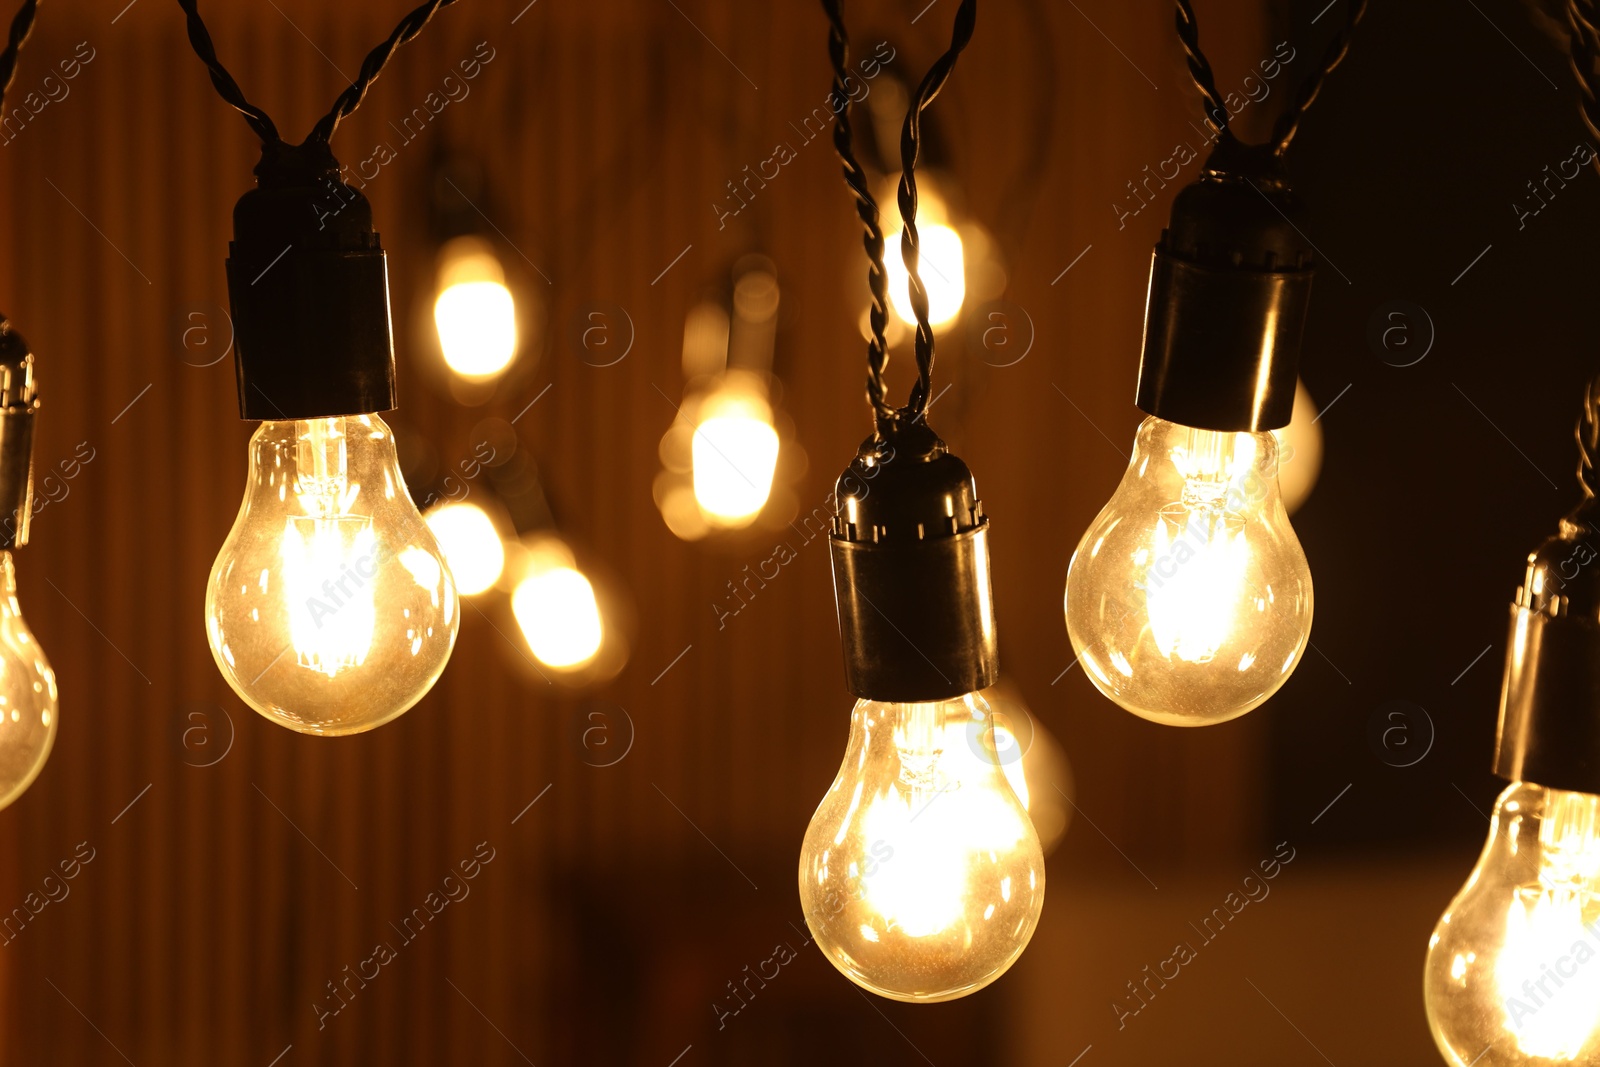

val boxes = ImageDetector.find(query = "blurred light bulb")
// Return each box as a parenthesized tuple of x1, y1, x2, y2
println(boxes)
(691, 385, 778, 526)
(425, 502, 505, 596)
(1269, 380, 1324, 516)
(0, 551, 54, 809)
(799, 693, 1046, 1002)
(434, 236, 517, 381)
(512, 549, 603, 670)
(1426, 783, 1600, 1064)
(886, 222, 966, 330)
(206, 415, 459, 735)
(1065, 416, 1312, 726)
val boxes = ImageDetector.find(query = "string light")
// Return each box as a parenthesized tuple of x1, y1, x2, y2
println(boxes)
(181, 0, 462, 735)
(433, 235, 518, 381)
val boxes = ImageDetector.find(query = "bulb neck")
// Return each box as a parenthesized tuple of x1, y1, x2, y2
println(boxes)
(0, 319, 37, 551)
(225, 140, 396, 421)
(1494, 501, 1600, 794)
(1135, 139, 1312, 433)
(828, 422, 999, 703)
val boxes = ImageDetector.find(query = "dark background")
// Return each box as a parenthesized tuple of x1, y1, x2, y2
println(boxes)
(0, 0, 1588, 1063)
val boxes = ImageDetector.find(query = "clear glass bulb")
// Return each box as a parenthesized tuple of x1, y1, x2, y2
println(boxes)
(206, 415, 458, 735)
(1065, 415, 1312, 726)
(0, 551, 55, 809)
(1426, 783, 1600, 1065)
(798, 693, 1045, 1002)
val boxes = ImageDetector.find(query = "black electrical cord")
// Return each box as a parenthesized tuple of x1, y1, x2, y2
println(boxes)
(1176, 0, 1367, 156)
(895, 0, 977, 428)
(0, 0, 38, 120)
(821, 0, 896, 432)
(176, 0, 459, 149)
(1574, 374, 1600, 502)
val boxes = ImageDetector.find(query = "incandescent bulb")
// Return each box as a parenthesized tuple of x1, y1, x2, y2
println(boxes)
(206, 415, 459, 735)
(798, 692, 1045, 1002)
(0, 552, 54, 810)
(691, 384, 779, 526)
(1065, 416, 1312, 726)
(433, 236, 517, 381)
(512, 545, 603, 670)
(1426, 783, 1600, 1065)
(886, 222, 965, 330)
(425, 502, 505, 596)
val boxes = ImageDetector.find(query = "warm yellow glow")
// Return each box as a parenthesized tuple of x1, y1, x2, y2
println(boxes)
(799, 694, 1045, 1002)
(1270, 380, 1323, 515)
(425, 503, 505, 596)
(1065, 417, 1312, 726)
(281, 514, 377, 676)
(434, 237, 517, 380)
(886, 222, 966, 329)
(691, 388, 779, 525)
(1493, 793, 1600, 1059)
(513, 565, 603, 670)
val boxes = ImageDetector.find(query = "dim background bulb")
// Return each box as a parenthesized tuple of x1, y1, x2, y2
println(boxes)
(511, 539, 603, 671)
(434, 236, 517, 381)
(690, 383, 779, 525)
(425, 502, 505, 596)
(1426, 783, 1600, 1065)
(0, 551, 54, 810)
(1065, 415, 1312, 726)
(206, 415, 459, 735)
(798, 693, 1045, 1003)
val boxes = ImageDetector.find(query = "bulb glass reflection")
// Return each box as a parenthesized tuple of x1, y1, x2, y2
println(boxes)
(434, 236, 517, 380)
(0, 552, 54, 809)
(1065, 416, 1312, 725)
(1426, 783, 1600, 1065)
(691, 386, 779, 525)
(206, 415, 459, 735)
(799, 693, 1045, 1002)
(425, 502, 505, 596)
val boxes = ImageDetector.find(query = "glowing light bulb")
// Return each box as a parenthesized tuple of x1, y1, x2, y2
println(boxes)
(886, 222, 966, 330)
(425, 502, 505, 596)
(0, 551, 54, 810)
(1065, 415, 1312, 726)
(1426, 783, 1600, 1065)
(798, 692, 1046, 1002)
(512, 549, 603, 671)
(206, 415, 459, 735)
(433, 236, 517, 380)
(691, 385, 779, 526)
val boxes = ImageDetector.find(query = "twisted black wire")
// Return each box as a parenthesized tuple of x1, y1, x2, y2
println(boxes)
(175, 0, 281, 145)
(1175, 0, 1228, 134)
(820, 0, 896, 432)
(0, 0, 39, 120)
(308, 0, 461, 145)
(1567, 0, 1600, 175)
(1577, 375, 1600, 501)
(896, 0, 977, 426)
(1268, 0, 1369, 155)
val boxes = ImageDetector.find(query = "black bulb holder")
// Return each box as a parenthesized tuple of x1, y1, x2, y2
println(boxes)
(1135, 136, 1314, 433)
(225, 140, 396, 421)
(829, 421, 998, 703)
(0, 318, 35, 551)
(1493, 496, 1600, 795)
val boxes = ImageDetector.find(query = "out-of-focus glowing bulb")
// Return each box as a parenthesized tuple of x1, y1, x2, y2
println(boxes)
(886, 222, 966, 330)
(425, 502, 505, 596)
(691, 386, 779, 526)
(1064, 415, 1312, 726)
(434, 236, 517, 381)
(512, 550, 603, 670)
(1269, 380, 1323, 516)
(206, 415, 459, 735)
(0, 551, 54, 810)
(1426, 783, 1600, 1064)
(799, 693, 1046, 1002)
